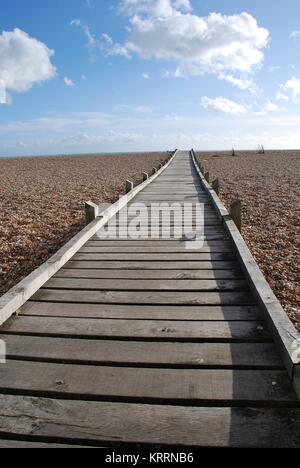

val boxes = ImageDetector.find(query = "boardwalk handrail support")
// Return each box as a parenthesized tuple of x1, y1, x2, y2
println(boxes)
(190, 148, 300, 400)
(126, 180, 134, 194)
(0, 150, 179, 329)
(85, 201, 99, 225)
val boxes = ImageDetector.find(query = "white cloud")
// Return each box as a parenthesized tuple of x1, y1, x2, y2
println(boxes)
(71, 19, 100, 60)
(120, 0, 192, 16)
(201, 96, 247, 114)
(102, 33, 113, 45)
(280, 76, 300, 102)
(71, 19, 131, 60)
(64, 77, 75, 87)
(0, 28, 56, 102)
(268, 65, 280, 73)
(218, 73, 258, 94)
(117, 104, 153, 113)
(263, 100, 281, 112)
(0, 79, 7, 104)
(115, 1, 269, 82)
(276, 91, 289, 101)
(290, 30, 300, 38)
(142, 73, 150, 79)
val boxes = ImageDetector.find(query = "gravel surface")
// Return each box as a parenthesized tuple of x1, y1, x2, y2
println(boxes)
(196, 150, 300, 331)
(0, 152, 168, 297)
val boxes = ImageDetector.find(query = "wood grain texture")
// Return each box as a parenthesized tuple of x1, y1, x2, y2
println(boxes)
(21, 302, 261, 321)
(54, 268, 244, 280)
(0, 395, 299, 447)
(1, 316, 270, 341)
(2, 335, 281, 367)
(0, 360, 296, 405)
(31, 289, 254, 305)
(65, 260, 240, 270)
(43, 278, 249, 292)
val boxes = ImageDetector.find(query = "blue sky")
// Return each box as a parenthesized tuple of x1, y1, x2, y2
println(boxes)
(1, 0, 300, 156)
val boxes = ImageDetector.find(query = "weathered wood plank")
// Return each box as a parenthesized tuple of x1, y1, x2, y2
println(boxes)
(0, 360, 296, 405)
(81, 246, 231, 254)
(31, 289, 254, 305)
(84, 243, 231, 252)
(21, 302, 261, 321)
(87, 240, 230, 246)
(2, 335, 280, 367)
(72, 253, 236, 261)
(0, 316, 270, 341)
(54, 269, 244, 280)
(92, 234, 230, 242)
(0, 395, 299, 447)
(0, 440, 88, 448)
(65, 260, 240, 270)
(44, 278, 249, 292)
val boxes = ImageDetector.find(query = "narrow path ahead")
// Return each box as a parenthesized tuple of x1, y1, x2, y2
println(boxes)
(0, 151, 299, 448)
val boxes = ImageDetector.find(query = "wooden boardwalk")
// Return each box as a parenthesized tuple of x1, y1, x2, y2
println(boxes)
(0, 150, 299, 448)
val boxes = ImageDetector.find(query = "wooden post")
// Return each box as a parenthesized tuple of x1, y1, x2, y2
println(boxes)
(230, 199, 242, 232)
(125, 180, 134, 194)
(85, 201, 99, 225)
(205, 172, 210, 183)
(212, 178, 220, 195)
(142, 172, 149, 182)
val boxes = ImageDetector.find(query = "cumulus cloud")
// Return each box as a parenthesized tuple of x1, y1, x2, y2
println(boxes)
(201, 96, 247, 114)
(218, 73, 259, 94)
(0, 28, 56, 102)
(276, 91, 289, 101)
(115, 0, 269, 84)
(280, 76, 300, 103)
(263, 100, 281, 112)
(64, 77, 75, 87)
(290, 30, 300, 38)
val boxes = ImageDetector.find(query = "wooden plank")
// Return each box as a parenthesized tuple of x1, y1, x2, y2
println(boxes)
(21, 303, 261, 321)
(44, 278, 249, 292)
(0, 395, 299, 447)
(105, 221, 223, 227)
(31, 289, 254, 306)
(92, 235, 230, 242)
(85, 240, 231, 248)
(81, 245, 231, 253)
(0, 440, 88, 448)
(87, 240, 230, 246)
(0, 316, 270, 341)
(65, 260, 241, 270)
(72, 253, 236, 261)
(0, 360, 296, 405)
(2, 335, 280, 367)
(54, 269, 244, 280)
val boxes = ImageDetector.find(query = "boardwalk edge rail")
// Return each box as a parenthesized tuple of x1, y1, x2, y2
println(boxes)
(0, 150, 178, 328)
(190, 149, 300, 399)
